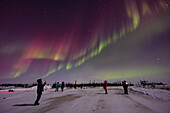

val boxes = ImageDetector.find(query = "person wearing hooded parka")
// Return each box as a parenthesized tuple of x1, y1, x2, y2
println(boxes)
(34, 79, 46, 105)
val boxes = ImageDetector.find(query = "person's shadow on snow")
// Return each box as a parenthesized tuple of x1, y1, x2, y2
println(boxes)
(13, 104, 35, 106)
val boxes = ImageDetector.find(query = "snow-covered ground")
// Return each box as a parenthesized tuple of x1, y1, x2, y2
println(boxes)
(129, 86, 170, 102)
(0, 86, 170, 113)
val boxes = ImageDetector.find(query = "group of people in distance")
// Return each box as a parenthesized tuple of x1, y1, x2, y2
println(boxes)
(34, 79, 129, 106)
(55, 81, 65, 92)
(103, 80, 128, 95)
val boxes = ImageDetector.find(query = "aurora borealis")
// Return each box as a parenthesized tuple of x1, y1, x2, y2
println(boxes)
(0, 0, 170, 83)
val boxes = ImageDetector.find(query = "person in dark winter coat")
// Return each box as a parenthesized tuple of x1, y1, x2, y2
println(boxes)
(34, 79, 46, 105)
(103, 80, 108, 94)
(61, 81, 65, 92)
(122, 80, 128, 94)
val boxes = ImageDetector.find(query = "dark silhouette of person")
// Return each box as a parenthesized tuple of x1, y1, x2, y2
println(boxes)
(122, 80, 128, 94)
(34, 79, 46, 105)
(103, 80, 108, 94)
(74, 80, 77, 89)
(61, 81, 65, 92)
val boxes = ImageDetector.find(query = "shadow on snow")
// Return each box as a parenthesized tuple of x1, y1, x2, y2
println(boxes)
(13, 104, 35, 106)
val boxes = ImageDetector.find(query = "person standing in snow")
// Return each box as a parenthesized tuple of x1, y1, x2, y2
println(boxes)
(74, 80, 77, 89)
(61, 81, 65, 92)
(103, 80, 108, 94)
(34, 79, 46, 105)
(122, 80, 128, 94)
(55, 82, 60, 92)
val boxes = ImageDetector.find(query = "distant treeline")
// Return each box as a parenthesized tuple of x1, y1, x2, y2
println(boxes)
(0, 83, 37, 88)
(52, 82, 134, 88)
(0, 81, 134, 89)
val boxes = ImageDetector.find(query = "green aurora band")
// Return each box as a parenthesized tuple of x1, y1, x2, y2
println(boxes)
(42, 1, 170, 78)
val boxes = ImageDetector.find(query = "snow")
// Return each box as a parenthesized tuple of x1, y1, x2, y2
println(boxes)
(0, 86, 170, 113)
(129, 86, 170, 102)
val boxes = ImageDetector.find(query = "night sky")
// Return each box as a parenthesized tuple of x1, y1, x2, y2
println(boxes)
(0, 0, 170, 83)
